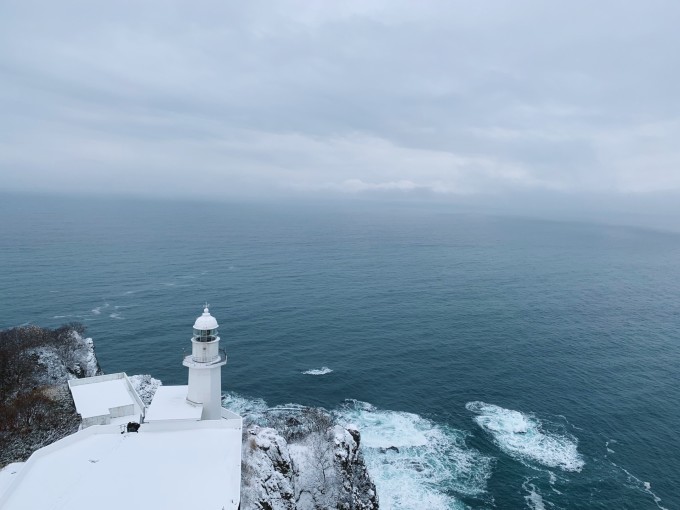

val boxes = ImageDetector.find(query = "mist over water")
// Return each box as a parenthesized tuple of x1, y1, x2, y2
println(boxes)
(1, 194, 679, 509)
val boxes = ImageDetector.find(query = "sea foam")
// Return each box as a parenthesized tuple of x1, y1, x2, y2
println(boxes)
(302, 367, 333, 375)
(522, 479, 549, 510)
(466, 401, 584, 472)
(337, 400, 493, 509)
(224, 393, 493, 509)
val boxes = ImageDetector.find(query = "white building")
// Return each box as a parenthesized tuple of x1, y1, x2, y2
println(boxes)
(68, 372, 145, 428)
(0, 307, 242, 510)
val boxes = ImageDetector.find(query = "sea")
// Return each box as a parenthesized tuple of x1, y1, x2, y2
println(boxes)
(1, 193, 678, 510)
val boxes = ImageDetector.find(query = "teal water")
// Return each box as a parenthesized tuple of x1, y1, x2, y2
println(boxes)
(1, 194, 678, 509)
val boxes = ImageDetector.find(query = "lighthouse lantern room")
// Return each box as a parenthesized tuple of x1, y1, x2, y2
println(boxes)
(183, 306, 227, 420)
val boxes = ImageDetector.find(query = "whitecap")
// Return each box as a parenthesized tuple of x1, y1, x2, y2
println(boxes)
(605, 439, 616, 455)
(222, 392, 269, 422)
(337, 400, 493, 509)
(522, 479, 549, 510)
(302, 367, 333, 375)
(466, 401, 584, 472)
(225, 395, 493, 508)
(94, 303, 111, 313)
(109, 313, 123, 320)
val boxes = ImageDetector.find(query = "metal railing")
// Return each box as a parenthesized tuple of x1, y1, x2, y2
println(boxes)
(182, 348, 227, 366)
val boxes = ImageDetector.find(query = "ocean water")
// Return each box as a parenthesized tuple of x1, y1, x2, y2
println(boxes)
(1, 194, 679, 509)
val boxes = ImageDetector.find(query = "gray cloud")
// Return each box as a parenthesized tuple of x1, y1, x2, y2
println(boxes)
(1, 0, 679, 218)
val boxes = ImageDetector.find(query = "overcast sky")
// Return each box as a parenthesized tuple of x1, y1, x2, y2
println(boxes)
(1, 1, 679, 223)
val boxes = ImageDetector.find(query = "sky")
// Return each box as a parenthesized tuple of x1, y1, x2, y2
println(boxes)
(1, 1, 679, 225)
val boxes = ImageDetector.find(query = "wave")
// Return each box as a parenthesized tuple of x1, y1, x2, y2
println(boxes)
(337, 400, 493, 509)
(109, 313, 123, 320)
(92, 303, 109, 315)
(222, 392, 269, 421)
(302, 367, 333, 375)
(522, 479, 550, 510)
(223, 394, 492, 509)
(466, 401, 584, 472)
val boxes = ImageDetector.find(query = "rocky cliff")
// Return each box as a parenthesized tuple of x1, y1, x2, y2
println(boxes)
(0, 324, 101, 466)
(240, 408, 379, 510)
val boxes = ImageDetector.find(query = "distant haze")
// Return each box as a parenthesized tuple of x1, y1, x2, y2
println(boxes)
(1, 1, 679, 228)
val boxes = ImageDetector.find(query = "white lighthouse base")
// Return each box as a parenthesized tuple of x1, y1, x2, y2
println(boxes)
(187, 366, 223, 420)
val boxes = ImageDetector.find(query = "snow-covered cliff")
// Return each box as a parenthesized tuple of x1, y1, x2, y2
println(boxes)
(32, 331, 102, 383)
(128, 374, 162, 406)
(0, 324, 101, 466)
(240, 410, 379, 510)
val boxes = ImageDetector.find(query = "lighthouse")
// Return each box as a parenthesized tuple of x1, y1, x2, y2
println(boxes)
(11, 305, 243, 509)
(183, 306, 227, 420)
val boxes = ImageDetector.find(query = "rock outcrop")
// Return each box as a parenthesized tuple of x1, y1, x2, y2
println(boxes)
(128, 374, 162, 406)
(334, 426, 378, 510)
(241, 410, 379, 510)
(32, 331, 101, 383)
(242, 426, 296, 510)
(0, 324, 101, 466)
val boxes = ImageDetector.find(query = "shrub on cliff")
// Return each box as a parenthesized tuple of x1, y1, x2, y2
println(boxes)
(0, 324, 92, 466)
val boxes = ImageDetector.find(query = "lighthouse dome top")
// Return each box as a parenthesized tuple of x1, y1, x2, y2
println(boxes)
(193, 307, 219, 330)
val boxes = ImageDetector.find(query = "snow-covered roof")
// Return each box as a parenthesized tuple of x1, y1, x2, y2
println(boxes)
(0, 420, 242, 510)
(144, 385, 203, 422)
(0, 465, 23, 500)
(68, 373, 144, 427)
(193, 307, 219, 330)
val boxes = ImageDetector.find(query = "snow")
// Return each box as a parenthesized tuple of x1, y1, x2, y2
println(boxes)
(241, 426, 295, 510)
(0, 423, 242, 510)
(0, 464, 23, 499)
(68, 373, 145, 427)
(79, 336, 100, 377)
(128, 374, 161, 406)
(31, 333, 99, 385)
(193, 307, 219, 330)
(240, 421, 377, 510)
(145, 385, 203, 422)
(69, 378, 136, 419)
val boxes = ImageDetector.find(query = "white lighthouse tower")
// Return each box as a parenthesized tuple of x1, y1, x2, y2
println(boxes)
(183, 306, 227, 420)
